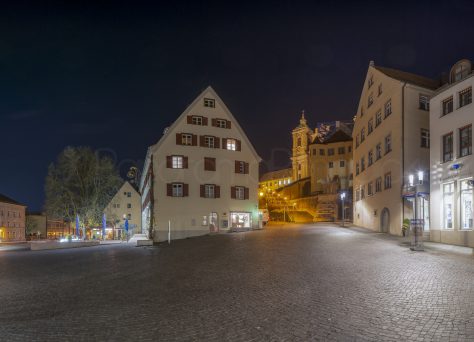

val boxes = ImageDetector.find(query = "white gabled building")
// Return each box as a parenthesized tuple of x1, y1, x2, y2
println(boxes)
(430, 59, 473, 247)
(103, 181, 142, 239)
(140, 86, 261, 242)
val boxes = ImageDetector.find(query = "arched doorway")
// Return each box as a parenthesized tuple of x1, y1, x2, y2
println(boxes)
(380, 208, 390, 233)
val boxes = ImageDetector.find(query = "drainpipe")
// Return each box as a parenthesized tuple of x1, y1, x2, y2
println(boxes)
(401, 82, 406, 233)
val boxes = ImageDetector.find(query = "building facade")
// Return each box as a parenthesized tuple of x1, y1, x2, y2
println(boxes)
(140, 86, 261, 242)
(0, 194, 26, 242)
(104, 181, 142, 239)
(430, 59, 473, 247)
(353, 61, 439, 235)
(259, 168, 292, 194)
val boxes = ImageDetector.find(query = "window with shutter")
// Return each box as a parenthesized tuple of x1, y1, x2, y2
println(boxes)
(204, 157, 216, 171)
(230, 186, 236, 199)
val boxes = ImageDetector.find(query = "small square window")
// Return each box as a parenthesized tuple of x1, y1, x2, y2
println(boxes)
(204, 98, 215, 108)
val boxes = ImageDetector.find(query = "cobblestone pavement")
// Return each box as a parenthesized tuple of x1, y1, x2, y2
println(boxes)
(1, 223, 474, 341)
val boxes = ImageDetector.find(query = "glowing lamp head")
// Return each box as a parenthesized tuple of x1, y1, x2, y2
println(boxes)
(418, 171, 424, 182)
(340, 192, 346, 200)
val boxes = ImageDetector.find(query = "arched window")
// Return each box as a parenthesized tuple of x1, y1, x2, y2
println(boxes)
(297, 137, 302, 147)
(450, 59, 472, 83)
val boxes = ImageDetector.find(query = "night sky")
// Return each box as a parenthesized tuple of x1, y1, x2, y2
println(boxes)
(2, 1, 474, 210)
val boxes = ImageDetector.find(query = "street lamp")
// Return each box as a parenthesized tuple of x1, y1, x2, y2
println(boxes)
(409, 171, 424, 251)
(340, 192, 346, 227)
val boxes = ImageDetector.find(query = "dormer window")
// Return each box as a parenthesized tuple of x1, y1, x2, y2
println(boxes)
(204, 98, 215, 108)
(450, 60, 472, 83)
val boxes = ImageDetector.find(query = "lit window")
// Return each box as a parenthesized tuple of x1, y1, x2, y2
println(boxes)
(443, 183, 454, 229)
(459, 125, 472, 157)
(227, 139, 236, 151)
(421, 129, 430, 148)
(172, 156, 183, 168)
(204, 98, 215, 108)
(460, 180, 473, 229)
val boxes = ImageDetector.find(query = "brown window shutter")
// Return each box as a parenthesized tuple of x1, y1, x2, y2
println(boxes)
(183, 156, 188, 169)
(214, 136, 220, 148)
(234, 161, 240, 173)
(183, 184, 189, 197)
(236, 139, 241, 151)
(227, 120, 231, 129)
(222, 138, 227, 149)
(166, 156, 172, 168)
(215, 185, 220, 198)
(187, 116, 192, 124)
(176, 133, 182, 145)
(231, 186, 236, 199)
(244, 162, 249, 174)
(210, 158, 216, 171)
(167, 183, 172, 196)
(203, 117, 208, 125)
(200, 184, 205, 198)
(244, 187, 249, 200)
(200, 135, 205, 147)
(211, 118, 217, 127)
(192, 134, 197, 146)
(204, 157, 209, 170)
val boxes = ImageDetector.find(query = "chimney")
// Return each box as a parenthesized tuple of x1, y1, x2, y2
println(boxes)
(369, 60, 375, 67)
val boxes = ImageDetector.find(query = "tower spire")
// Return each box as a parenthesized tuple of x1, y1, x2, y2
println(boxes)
(299, 110, 307, 126)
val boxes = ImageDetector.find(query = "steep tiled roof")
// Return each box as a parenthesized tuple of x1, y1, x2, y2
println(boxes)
(322, 130, 353, 144)
(375, 66, 441, 90)
(0, 193, 26, 206)
(311, 136, 324, 144)
(260, 168, 292, 182)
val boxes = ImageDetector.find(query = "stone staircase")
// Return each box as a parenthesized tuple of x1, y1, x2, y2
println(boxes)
(314, 201, 337, 222)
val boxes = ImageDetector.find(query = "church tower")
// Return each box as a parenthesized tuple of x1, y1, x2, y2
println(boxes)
(291, 111, 311, 181)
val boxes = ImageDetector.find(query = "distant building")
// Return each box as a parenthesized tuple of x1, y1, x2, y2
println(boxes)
(103, 181, 142, 239)
(0, 193, 26, 242)
(259, 168, 292, 193)
(353, 61, 440, 235)
(140, 86, 261, 241)
(26, 212, 72, 239)
(430, 59, 473, 246)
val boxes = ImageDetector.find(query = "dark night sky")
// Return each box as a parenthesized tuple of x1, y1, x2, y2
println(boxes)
(2, 1, 474, 210)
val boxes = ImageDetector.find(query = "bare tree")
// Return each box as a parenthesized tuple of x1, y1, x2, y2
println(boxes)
(44, 146, 122, 229)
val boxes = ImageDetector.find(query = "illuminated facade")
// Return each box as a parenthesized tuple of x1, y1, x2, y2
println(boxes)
(430, 59, 474, 247)
(0, 193, 26, 242)
(104, 181, 142, 239)
(353, 61, 439, 235)
(140, 86, 261, 241)
(259, 168, 292, 193)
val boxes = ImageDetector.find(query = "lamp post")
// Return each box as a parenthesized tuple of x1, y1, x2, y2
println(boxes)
(409, 171, 424, 251)
(340, 192, 346, 227)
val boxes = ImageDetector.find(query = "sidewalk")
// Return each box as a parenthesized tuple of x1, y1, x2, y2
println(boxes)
(339, 222, 474, 257)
